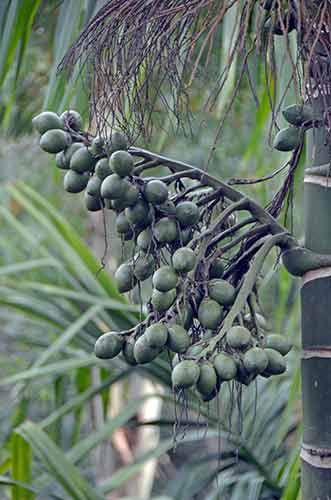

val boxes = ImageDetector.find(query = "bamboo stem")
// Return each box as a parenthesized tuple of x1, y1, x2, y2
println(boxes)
(300, 92, 331, 498)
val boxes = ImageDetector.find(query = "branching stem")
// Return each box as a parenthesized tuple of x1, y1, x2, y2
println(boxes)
(198, 232, 292, 359)
(129, 146, 289, 238)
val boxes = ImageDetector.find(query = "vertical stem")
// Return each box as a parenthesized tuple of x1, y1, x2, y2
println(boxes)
(301, 93, 331, 498)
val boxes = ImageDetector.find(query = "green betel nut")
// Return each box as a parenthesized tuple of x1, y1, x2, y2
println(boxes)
(144, 323, 168, 348)
(273, 127, 301, 152)
(263, 348, 286, 375)
(172, 247, 196, 273)
(94, 332, 124, 359)
(40, 129, 71, 154)
(101, 174, 129, 200)
(133, 335, 160, 364)
(152, 266, 178, 292)
(32, 111, 64, 134)
(84, 192, 102, 212)
(196, 362, 217, 395)
(209, 258, 224, 279)
(133, 253, 155, 281)
(60, 109, 83, 131)
(151, 289, 176, 312)
(213, 352, 237, 381)
(70, 147, 95, 173)
(154, 218, 178, 243)
(115, 262, 136, 293)
(265, 334, 293, 355)
(243, 347, 268, 374)
(110, 150, 134, 177)
(208, 279, 235, 306)
(166, 324, 191, 353)
(172, 360, 200, 389)
(226, 326, 252, 349)
(144, 180, 168, 205)
(175, 201, 199, 227)
(198, 299, 223, 329)
(95, 158, 112, 179)
(64, 171, 88, 193)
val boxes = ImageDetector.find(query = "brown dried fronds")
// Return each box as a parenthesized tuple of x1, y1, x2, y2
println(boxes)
(59, 0, 331, 149)
(59, 0, 225, 141)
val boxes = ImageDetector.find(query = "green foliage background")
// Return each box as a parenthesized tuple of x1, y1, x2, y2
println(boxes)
(0, 1, 302, 499)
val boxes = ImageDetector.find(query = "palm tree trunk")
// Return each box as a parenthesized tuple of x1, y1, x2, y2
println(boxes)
(300, 92, 331, 498)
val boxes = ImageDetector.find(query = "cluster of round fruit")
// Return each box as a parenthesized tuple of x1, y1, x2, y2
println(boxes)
(33, 108, 293, 400)
(32, 109, 130, 212)
(273, 104, 313, 152)
(95, 249, 293, 399)
(95, 320, 292, 400)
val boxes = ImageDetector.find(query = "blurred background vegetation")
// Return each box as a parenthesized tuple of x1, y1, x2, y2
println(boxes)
(0, 1, 303, 499)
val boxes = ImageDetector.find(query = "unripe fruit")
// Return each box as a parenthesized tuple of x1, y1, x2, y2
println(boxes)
(166, 324, 191, 353)
(86, 176, 102, 196)
(144, 323, 168, 348)
(55, 152, 67, 169)
(179, 301, 194, 330)
(137, 228, 155, 251)
(196, 362, 217, 395)
(70, 147, 95, 173)
(60, 109, 83, 131)
(172, 247, 196, 273)
(201, 387, 219, 402)
(134, 335, 160, 364)
(116, 212, 131, 234)
(265, 334, 293, 355)
(55, 142, 84, 170)
(172, 360, 200, 389)
(110, 130, 128, 152)
(109, 185, 139, 211)
(151, 289, 176, 312)
(115, 262, 136, 293)
(123, 184, 140, 207)
(90, 136, 105, 157)
(101, 174, 128, 200)
(282, 104, 313, 127)
(64, 171, 88, 193)
(95, 158, 112, 180)
(110, 150, 134, 177)
(126, 199, 151, 225)
(263, 348, 286, 375)
(209, 258, 225, 279)
(32, 111, 64, 134)
(175, 201, 199, 227)
(154, 218, 178, 243)
(40, 129, 71, 154)
(122, 340, 137, 365)
(152, 266, 178, 292)
(180, 227, 193, 245)
(198, 299, 223, 329)
(273, 127, 301, 152)
(144, 180, 168, 205)
(226, 326, 252, 349)
(213, 352, 237, 380)
(243, 347, 268, 374)
(133, 253, 155, 281)
(84, 192, 102, 212)
(208, 279, 235, 306)
(94, 332, 124, 359)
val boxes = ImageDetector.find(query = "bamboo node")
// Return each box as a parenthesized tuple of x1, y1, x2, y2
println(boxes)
(301, 444, 331, 469)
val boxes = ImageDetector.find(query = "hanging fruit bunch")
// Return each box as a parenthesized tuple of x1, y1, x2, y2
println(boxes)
(33, 109, 296, 402)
